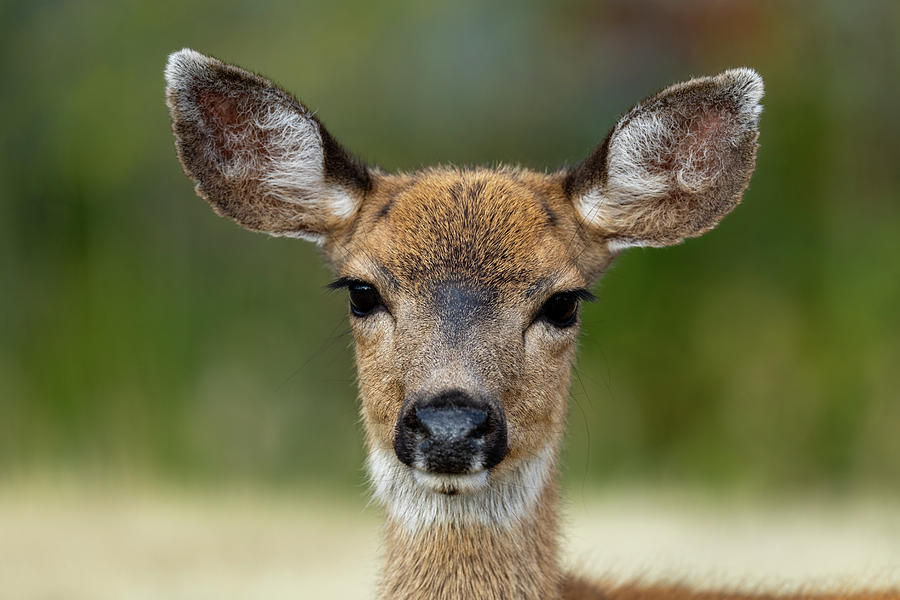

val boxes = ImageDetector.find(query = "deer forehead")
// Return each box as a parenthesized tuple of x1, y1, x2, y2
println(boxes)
(335, 168, 587, 298)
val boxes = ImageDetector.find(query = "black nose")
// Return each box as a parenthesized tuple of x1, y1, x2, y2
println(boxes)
(394, 390, 508, 474)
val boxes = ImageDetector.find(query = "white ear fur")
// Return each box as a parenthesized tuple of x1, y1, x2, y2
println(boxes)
(573, 68, 764, 250)
(165, 49, 366, 241)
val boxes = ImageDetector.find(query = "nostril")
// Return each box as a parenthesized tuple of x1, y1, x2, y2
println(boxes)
(467, 410, 490, 439)
(404, 408, 428, 435)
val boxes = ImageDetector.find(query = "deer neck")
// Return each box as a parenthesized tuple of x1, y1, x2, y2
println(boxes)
(370, 445, 563, 600)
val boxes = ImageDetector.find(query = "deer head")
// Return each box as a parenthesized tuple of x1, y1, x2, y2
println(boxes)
(165, 49, 762, 599)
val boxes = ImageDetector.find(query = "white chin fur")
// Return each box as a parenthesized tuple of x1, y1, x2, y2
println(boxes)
(367, 445, 554, 534)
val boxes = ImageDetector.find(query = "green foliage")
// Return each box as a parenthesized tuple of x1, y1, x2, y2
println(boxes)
(2, 0, 898, 492)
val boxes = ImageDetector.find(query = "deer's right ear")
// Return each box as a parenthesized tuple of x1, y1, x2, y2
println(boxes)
(164, 49, 370, 242)
(565, 68, 763, 251)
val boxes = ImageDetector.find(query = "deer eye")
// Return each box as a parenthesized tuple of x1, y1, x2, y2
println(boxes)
(348, 282, 382, 317)
(540, 292, 580, 328)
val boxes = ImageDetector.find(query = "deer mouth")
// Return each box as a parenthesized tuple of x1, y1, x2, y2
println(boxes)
(411, 469, 490, 495)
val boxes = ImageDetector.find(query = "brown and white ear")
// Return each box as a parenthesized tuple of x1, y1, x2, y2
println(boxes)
(565, 68, 763, 250)
(164, 48, 370, 241)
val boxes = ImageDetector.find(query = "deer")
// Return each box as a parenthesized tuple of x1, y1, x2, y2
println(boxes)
(164, 49, 897, 600)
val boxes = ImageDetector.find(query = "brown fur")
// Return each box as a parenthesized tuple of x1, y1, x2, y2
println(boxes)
(381, 476, 563, 599)
(164, 50, 897, 600)
(562, 580, 898, 600)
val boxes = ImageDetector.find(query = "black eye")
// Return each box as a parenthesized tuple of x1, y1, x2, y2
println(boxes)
(540, 292, 579, 328)
(348, 283, 382, 317)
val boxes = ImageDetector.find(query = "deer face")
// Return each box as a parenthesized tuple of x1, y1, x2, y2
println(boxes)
(331, 169, 605, 496)
(165, 49, 762, 527)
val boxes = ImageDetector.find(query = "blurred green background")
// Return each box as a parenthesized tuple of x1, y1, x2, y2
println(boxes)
(2, 0, 898, 495)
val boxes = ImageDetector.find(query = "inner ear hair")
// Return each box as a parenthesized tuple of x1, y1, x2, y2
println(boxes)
(164, 49, 370, 241)
(567, 68, 764, 250)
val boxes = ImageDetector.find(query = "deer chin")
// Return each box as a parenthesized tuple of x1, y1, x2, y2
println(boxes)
(411, 468, 490, 495)
(367, 444, 556, 532)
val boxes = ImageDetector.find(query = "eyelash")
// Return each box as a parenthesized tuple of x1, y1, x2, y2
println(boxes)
(536, 289, 595, 329)
(328, 278, 384, 317)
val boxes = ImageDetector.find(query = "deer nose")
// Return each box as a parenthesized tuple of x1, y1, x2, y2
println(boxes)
(394, 391, 508, 475)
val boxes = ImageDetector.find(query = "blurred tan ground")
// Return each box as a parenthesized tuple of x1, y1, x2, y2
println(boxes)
(1, 485, 897, 599)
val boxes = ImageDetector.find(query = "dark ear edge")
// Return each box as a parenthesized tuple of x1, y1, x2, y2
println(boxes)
(317, 124, 372, 198)
(164, 48, 371, 240)
(565, 68, 763, 250)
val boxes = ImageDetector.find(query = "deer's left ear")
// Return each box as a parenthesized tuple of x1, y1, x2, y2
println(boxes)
(565, 68, 763, 250)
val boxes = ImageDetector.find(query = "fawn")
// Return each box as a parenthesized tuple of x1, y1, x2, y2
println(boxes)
(164, 49, 895, 600)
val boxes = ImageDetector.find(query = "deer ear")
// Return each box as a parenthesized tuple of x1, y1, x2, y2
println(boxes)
(565, 68, 763, 250)
(164, 49, 371, 241)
